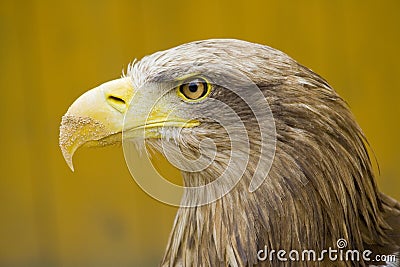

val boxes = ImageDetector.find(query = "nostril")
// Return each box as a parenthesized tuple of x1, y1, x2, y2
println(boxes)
(106, 95, 127, 113)
(107, 95, 125, 104)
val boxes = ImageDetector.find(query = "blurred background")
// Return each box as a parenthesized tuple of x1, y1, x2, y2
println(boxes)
(0, 0, 399, 266)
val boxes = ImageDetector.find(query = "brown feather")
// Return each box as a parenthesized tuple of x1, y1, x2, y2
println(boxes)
(128, 39, 400, 266)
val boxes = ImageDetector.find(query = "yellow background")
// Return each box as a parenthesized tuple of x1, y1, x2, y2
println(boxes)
(1, 0, 399, 266)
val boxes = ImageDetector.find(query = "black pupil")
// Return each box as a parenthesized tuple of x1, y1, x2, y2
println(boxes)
(188, 82, 198, 92)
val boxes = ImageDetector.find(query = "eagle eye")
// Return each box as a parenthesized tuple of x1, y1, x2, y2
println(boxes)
(178, 77, 211, 101)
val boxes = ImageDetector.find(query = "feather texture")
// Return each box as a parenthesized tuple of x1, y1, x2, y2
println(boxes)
(128, 39, 400, 266)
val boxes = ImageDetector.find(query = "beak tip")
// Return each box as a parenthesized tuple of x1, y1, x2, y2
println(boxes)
(67, 161, 75, 172)
(60, 144, 75, 172)
(64, 153, 75, 172)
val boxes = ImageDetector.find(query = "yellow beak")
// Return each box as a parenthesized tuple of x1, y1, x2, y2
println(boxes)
(59, 76, 201, 172)
(59, 78, 133, 171)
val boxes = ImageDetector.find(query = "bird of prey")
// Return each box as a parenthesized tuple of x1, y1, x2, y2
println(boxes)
(59, 39, 399, 266)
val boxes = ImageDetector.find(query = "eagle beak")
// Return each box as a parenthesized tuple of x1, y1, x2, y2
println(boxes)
(59, 78, 133, 171)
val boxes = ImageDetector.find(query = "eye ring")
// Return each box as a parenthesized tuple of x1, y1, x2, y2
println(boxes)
(177, 77, 211, 101)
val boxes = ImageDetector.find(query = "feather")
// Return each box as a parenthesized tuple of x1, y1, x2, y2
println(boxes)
(132, 40, 400, 266)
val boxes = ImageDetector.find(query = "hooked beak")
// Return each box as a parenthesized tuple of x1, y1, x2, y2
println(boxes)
(59, 78, 133, 171)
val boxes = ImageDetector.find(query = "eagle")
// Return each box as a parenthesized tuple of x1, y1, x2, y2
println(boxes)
(59, 39, 400, 266)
